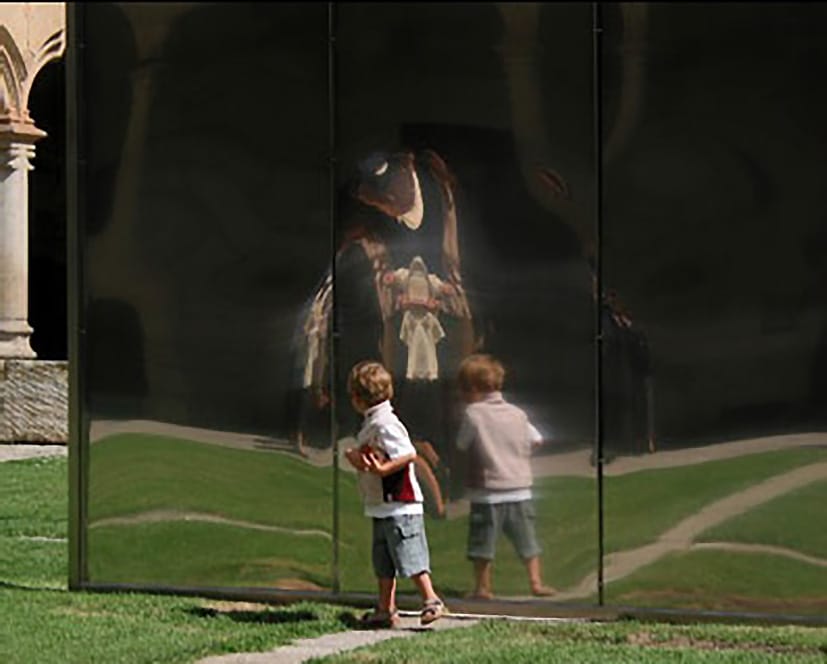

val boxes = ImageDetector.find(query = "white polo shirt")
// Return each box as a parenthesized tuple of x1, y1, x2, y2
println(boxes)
(356, 400, 424, 518)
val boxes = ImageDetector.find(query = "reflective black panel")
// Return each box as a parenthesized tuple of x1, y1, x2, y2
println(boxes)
(81, 2, 334, 590)
(601, 2, 827, 616)
(70, 1, 827, 620)
(333, 2, 597, 603)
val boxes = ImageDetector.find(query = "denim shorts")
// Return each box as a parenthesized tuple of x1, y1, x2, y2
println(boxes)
(372, 513, 431, 579)
(466, 500, 542, 561)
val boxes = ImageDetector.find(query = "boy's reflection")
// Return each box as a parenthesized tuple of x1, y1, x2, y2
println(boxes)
(455, 354, 556, 599)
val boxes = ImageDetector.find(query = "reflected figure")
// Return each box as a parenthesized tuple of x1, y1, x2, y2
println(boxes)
(297, 148, 477, 513)
(289, 273, 333, 455)
(601, 290, 654, 462)
(455, 354, 555, 599)
(343, 361, 446, 627)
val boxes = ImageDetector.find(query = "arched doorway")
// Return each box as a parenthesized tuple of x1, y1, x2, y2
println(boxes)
(27, 59, 67, 360)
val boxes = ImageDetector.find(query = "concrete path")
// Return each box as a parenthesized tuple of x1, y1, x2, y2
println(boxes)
(0, 444, 66, 463)
(89, 419, 826, 479)
(197, 615, 479, 664)
(88, 509, 333, 540)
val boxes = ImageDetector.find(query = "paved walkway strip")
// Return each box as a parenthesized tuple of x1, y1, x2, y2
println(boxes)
(197, 616, 479, 664)
(0, 444, 66, 462)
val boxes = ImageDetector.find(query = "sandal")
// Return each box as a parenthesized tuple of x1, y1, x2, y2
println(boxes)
(360, 608, 400, 629)
(420, 598, 446, 626)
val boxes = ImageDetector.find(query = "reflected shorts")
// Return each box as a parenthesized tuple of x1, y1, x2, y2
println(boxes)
(372, 513, 431, 579)
(466, 500, 542, 561)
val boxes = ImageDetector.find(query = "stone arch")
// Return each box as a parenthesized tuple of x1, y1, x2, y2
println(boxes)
(21, 29, 66, 113)
(0, 25, 27, 114)
(27, 56, 66, 360)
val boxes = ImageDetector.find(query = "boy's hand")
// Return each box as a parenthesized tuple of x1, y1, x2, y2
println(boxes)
(344, 447, 370, 471)
(364, 451, 391, 475)
(365, 451, 416, 477)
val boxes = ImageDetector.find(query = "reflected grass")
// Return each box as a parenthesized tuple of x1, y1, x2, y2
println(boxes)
(603, 448, 827, 554)
(89, 433, 334, 531)
(88, 521, 333, 589)
(606, 550, 827, 616)
(88, 435, 827, 603)
(699, 481, 827, 558)
(419, 476, 598, 597)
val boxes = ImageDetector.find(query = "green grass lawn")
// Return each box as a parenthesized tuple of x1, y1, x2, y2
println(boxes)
(698, 481, 827, 559)
(605, 550, 827, 616)
(314, 619, 827, 663)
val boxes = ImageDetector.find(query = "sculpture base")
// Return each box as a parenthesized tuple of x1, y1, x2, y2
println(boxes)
(0, 360, 67, 442)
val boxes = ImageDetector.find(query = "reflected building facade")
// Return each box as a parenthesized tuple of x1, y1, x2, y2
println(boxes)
(69, 2, 827, 620)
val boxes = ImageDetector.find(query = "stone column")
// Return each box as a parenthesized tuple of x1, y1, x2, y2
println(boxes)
(0, 118, 45, 358)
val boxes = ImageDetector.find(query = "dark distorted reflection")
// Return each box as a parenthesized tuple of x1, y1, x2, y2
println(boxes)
(327, 2, 597, 602)
(600, 2, 827, 615)
(84, 2, 334, 591)
(76, 2, 826, 619)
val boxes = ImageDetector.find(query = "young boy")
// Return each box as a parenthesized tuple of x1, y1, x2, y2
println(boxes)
(455, 354, 556, 599)
(344, 360, 446, 627)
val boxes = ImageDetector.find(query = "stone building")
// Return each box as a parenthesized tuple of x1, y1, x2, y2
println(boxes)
(0, 2, 67, 442)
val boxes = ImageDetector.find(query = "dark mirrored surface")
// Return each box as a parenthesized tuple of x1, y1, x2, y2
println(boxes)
(331, 2, 597, 603)
(82, 2, 335, 591)
(601, 2, 827, 616)
(72, 0, 827, 620)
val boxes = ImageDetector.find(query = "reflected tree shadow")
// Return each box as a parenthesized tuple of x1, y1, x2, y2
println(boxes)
(337, 611, 363, 629)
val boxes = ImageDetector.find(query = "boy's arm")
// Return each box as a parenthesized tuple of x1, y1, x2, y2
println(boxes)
(364, 451, 416, 477)
(455, 412, 475, 451)
(528, 422, 545, 448)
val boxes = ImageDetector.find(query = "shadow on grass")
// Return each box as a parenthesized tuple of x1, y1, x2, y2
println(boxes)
(187, 607, 319, 624)
(338, 611, 365, 629)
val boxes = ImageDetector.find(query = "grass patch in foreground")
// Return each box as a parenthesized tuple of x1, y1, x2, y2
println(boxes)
(0, 589, 355, 664)
(314, 619, 827, 664)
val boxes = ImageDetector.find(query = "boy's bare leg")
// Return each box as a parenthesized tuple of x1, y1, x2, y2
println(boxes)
(525, 556, 556, 596)
(410, 571, 440, 602)
(471, 558, 494, 599)
(378, 577, 397, 613)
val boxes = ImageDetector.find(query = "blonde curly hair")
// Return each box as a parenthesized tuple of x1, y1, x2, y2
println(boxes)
(348, 360, 394, 406)
(457, 354, 505, 394)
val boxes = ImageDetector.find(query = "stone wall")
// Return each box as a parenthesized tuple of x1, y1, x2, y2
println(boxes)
(0, 360, 67, 442)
